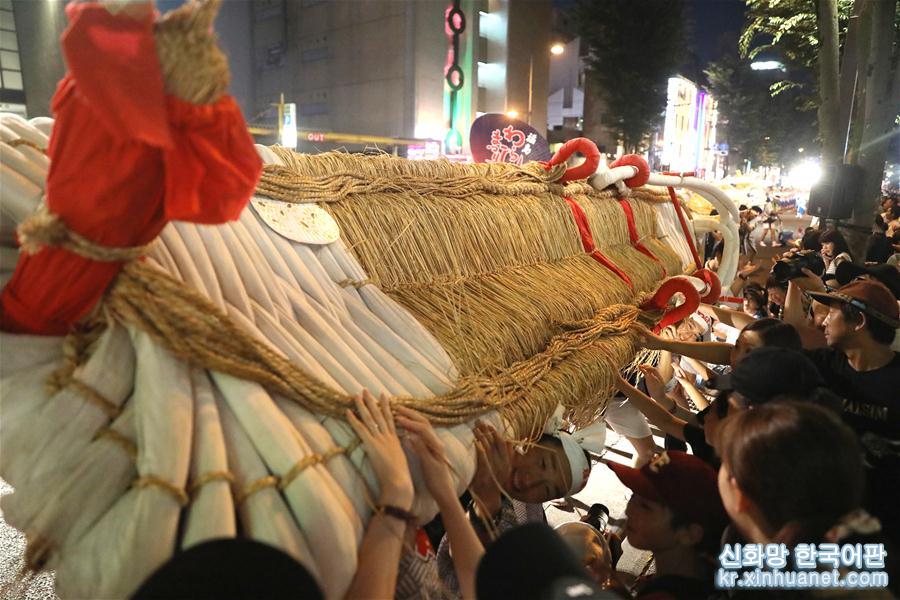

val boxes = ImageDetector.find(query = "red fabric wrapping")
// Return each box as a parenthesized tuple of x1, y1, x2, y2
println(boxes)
(639, 277, 700, 334)
(610, 154, 650, 188)
(693, 268, 722, 304)
(543, 138, 601, 183)
(563, 197, 633, 290)
(617, 199, 667, 277)
(0, 3, 262, 335)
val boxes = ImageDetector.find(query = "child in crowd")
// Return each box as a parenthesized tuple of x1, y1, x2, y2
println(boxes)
(608, 451, 729, 600)
(741, 285, 769, 319)
(819, 228, 853, 285)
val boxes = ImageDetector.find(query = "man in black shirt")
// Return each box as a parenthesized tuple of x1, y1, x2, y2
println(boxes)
(807, 280, 900, 542)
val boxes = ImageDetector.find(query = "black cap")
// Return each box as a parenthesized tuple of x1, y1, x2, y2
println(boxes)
(476, 523, 594, 600)
(132, 539, 324, 600)
(709, 347, 824, 404)
(835, 261, 900, 300)
(541, 577, 621, 599)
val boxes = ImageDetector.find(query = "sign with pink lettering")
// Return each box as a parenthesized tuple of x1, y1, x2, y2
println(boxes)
(469, 114, 551, 165)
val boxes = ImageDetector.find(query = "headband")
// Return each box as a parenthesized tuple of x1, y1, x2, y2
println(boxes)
(544, 406, 607, 496)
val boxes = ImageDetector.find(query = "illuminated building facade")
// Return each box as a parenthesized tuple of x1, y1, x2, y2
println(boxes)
(236, 0, 550, 156)
(6, 0, 551, 157)
(660, 75, 718, 178)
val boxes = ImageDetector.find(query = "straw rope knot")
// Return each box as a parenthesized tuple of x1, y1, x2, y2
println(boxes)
(277, 446, 350, 493)
(17, 204, 151, 262)
(8, 139, 47, 154)
(155, 0, 229, 105)
(134, 475, 190, 507)
(235, 476, 279, 505)
(66, 378, 122, 419)
(92, 427, 138, 461)
(189, 471, 236, 495)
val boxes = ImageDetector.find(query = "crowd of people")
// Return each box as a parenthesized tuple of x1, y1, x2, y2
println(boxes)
(132, 195, 900, 600)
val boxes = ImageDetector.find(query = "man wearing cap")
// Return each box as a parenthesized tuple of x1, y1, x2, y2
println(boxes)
(607, 451, 729, 599)
(834, 261, 900, 351)
(804, 279, 900, 543)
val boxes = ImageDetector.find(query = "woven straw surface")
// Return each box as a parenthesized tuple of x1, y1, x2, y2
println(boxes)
(256, 151, 685, 428)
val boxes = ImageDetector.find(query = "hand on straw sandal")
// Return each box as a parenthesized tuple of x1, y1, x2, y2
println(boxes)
(635, 324, 667, 351)
(347, 390, 414, 511)
(469, 421, 511, 517)
(395, 406, 456, 506)
(638, 365, 668, 403)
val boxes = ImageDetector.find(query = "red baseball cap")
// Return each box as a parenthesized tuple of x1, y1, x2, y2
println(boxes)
(607, 451, 728, 538)
(808, 279, 900, 328)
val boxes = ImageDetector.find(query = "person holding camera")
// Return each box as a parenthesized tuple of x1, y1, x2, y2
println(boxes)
(791, 278, 900, 544)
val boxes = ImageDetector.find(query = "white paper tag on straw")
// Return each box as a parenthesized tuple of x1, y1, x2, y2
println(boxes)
(250, 197, 340, 245)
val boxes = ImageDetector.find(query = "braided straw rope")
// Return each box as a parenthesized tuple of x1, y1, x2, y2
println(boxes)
(133, 475, 190, 506)
(103, 258, 641, 434)
(189, 471, 235, 495)
(234, 476, 279, 505)
(17, 204, 151, 261)
(257, 149, 568, 204)
(8, 139, 46, 154)
(154, 0, 229, 105)
(93, 427, 138, 461)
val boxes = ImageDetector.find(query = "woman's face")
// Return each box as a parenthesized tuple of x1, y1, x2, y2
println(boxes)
(702, 396, 734, 450)
(821, 241, 835, 260)
(767, 286, 786, 307)
(717, 463, 743, 531)
(730, 329, 763, 366)
(742, 298, 759, 316)
(717, 462, 764, 543)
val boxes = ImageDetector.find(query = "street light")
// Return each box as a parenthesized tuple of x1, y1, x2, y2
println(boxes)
(750, 60, 785, 71)
(507, 110, 519, 119)
(527, 43, 566, 125)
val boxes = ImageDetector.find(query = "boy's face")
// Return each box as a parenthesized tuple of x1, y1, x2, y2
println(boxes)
(623, 494, 684, 552)
(508, 442, 571, 503)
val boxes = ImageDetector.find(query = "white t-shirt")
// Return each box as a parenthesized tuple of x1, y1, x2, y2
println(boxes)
(825, 252, 852, 277)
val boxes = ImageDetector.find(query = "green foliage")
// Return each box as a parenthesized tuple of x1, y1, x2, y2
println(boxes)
(572, 0, 689, 152)
(705, 47, 816, 167)
(740, 0, 855, 69)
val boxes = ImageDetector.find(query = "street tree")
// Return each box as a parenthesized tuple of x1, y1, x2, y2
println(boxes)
(705, 44, 817, 172)
(572, 0, 689, 153)
(741, 0, 899, 252)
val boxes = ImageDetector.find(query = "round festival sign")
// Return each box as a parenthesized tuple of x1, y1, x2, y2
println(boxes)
(469, 113, 552, 165)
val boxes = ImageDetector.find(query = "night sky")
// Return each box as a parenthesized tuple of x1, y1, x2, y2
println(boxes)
(555, 0, 747, 78)
(687, 0, 746, 65)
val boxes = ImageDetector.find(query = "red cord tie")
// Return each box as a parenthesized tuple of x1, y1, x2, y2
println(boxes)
(617, 198, 667, 278)
(563, 197, 633, 290)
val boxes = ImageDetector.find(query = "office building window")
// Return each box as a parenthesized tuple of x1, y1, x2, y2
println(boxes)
(301, 47, 330, 62)
(300, 102, 329, 116)
(0, 2, 22, 92)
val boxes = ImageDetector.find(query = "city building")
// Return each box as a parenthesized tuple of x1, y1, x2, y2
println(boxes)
(6, 0, 552, 158)
(231, 0, 552, 156)
(659, 75, 719, 178)
(546, 37, 583, 141)
(545, 36, 621, 157)
(3, 0, 67, 119)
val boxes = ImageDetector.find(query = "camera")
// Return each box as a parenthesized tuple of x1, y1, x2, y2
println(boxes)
(772, 250, 826, 283)
(581, 503, 610, 533)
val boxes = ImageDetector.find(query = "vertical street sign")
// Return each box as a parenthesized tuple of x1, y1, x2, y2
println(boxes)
(281, 102, 298, 149)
